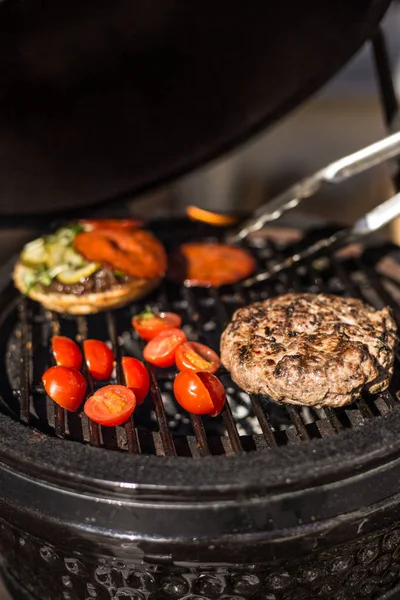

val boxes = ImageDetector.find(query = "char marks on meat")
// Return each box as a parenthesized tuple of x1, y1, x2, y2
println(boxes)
(220, 293, 398, 407)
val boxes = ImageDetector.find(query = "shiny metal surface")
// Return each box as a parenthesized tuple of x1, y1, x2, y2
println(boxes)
(232, 131, 400, 244)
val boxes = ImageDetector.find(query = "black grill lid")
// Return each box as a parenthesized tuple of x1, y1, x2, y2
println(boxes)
(0, 0, 391, 215)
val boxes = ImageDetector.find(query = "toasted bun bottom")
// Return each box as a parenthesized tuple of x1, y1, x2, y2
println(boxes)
(13, 262, 161, 315)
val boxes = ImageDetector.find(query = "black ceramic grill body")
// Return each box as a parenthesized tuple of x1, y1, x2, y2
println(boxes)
(2, 223, 400, 600)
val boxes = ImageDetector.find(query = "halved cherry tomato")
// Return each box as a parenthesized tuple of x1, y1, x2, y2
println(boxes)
(132, 308, 182, 341)
(175, 341, 221, 373)
(42, 366, 87, 411)
(52, 336, 82, 370)
(84, 384, 136, 427)
(122, 357, 150, 404)
(83, 340, 114, 380)
(143, 328, 187, 368)
(78, 218, 143, 231)
(173, 370, 226, 416)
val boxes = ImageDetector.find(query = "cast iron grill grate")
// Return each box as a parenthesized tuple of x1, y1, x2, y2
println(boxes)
(2, 229, 400, 458)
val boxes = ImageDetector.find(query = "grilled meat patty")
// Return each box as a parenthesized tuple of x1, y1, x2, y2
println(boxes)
(220, 293, 398, 407)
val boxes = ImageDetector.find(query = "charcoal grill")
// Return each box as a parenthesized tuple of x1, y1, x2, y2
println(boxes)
(2, 19, 400, 600)
(1, 220, 400, 600)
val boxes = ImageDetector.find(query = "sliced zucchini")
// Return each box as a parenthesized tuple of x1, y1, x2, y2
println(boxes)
(55, 227, 78, 246)
(21, 238, 47, 267)
(22, 267, 38, 291)
(37, 271, 52, 287)
(56, 262, 100, 284)
(45, 242, 66, 268)
(63, 247, 86, 267)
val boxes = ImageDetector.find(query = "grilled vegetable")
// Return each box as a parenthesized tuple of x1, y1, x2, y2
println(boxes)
(173, 370, 226, 416)
(20, 238, 47, 268)
(56, 262, 99, 284)
(175, 341, 221, 373)
(52, 336, 83, 370)
(84, 385, 136, 426)
(143, 328, 187, 368)
(132, 309, 182, 341)
(121, 357, 150, 404)
(42, 366, 87, 411)
(83, 339, 114, 380)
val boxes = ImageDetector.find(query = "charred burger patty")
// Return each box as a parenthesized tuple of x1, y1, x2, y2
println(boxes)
(220, 293, 398, 408)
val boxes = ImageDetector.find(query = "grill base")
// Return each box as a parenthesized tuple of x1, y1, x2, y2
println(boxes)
(2, 225, 400, 599)
(2, 506, 400, 600)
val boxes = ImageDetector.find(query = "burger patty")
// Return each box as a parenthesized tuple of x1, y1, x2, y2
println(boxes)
(44, 266, 131, 296)
(220, 293, 398, 408)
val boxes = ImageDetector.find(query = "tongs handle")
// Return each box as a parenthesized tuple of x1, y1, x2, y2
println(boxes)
(243, 190, 400, 287)
(230, 130, 400, 244)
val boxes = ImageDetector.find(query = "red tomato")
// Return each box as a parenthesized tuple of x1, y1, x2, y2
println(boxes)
(42, 366, 87, 412)
(175, 342, 221, 374)
(122, 357, 150, 404)
(132, 309, 182, 341)
(143, 328, 186, 368)
(84, 385, 136, 426)
(78, 218, 143, 231)
(52, 336, 82, 370)
(173, 370, 226, 416)
(83, 340, 114, 380)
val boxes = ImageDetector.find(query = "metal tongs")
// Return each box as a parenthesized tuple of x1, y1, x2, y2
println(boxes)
(228, 131, 400, 287)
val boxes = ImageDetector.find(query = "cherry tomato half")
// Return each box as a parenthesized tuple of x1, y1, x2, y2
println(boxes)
(173, 370, 226, 416)
(84, 385, 136, 426)
(52, 336, 82, 370)
(122, 357, 150, 404)
(42, 366, 87, 411)
(83, 340, 114, 380)
(78, 218, 143, 231)
(143, 328, 186, 368)
(132, 309, 182, 341)
(175, 342, 221, 374)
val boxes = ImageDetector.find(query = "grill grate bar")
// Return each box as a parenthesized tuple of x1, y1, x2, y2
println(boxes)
(208, 287, 244, 454)
(285, 405, 311, 441)
(76, 316, 101, 447)
(355, 397, 374, 420)
(173, 287, 212, 456)
(49, 313, 65, 438)
(380, 389, 398, 409)
(147, 365, 177, 456)
(221, 401, 243, 454)
(323, 407, 345, 432)
(18, 297, 31, 424)
(190, 415, 211, 457)
(249, 394, 277, 447)
(106, 312, 140, 454)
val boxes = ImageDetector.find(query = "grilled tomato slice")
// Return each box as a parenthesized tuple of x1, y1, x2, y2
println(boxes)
(168, 242, 255, 287)
(84, 384, 136, 426)
(122, 357, 150, 404)
(74, 228, 166, 279)
(132, 308, 182, 341)
(143, 328, 187, 368)
(173, 370, 226, 416)
(42, 366, 87, 411)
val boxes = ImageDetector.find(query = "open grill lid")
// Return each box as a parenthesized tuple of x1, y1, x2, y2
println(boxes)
(0, 0, 391, 215)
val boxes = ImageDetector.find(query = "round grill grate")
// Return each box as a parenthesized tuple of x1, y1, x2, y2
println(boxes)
(1, 229, 400, 458)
